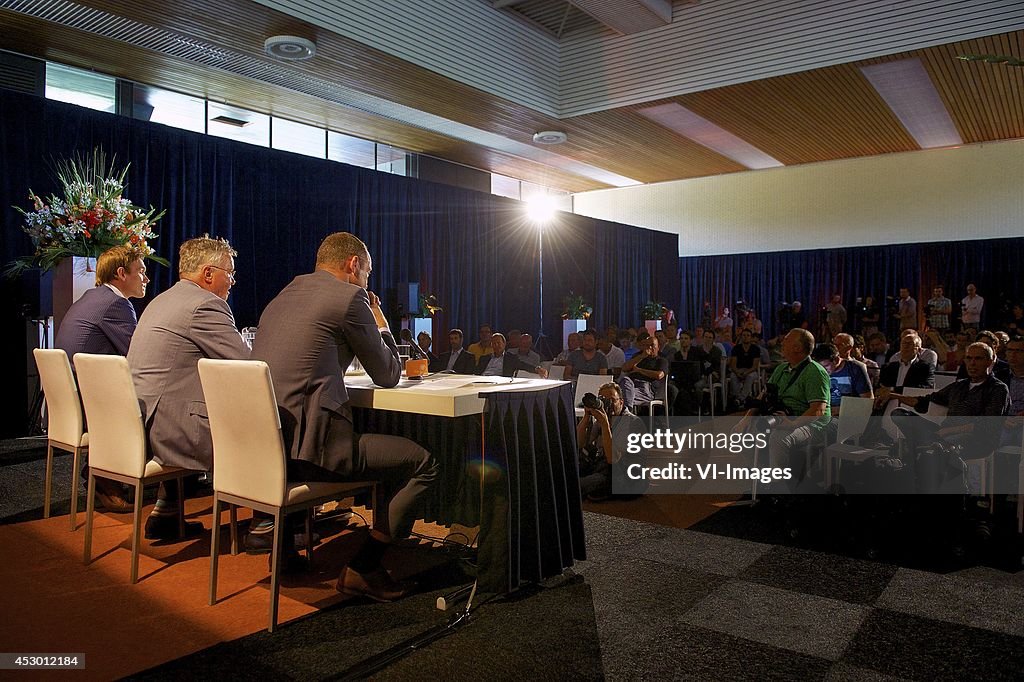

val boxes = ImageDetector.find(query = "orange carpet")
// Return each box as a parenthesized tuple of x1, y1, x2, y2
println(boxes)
(0, 497, 451, 680)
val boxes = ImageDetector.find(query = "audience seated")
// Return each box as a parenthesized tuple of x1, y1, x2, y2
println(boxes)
(565, 329, 609, 380)
(433, 328, 476, 373)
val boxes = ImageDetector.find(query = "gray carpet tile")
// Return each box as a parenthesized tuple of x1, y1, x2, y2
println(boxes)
(875, 568, 1024, 637)
(580, 554, 727, 649)
(739, 546, 899, 605)
(679, 580, 871, 661)
(619, 622, 834, 682)
(823, 662, 913, 681)
(843, 609, 1024, 682)
(582, 510, 773, 577)
(0, 454, 79, 520)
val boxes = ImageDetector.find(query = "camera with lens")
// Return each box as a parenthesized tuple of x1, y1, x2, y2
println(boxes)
(743, 384, 793, 417)
(581, 392, 612, 414)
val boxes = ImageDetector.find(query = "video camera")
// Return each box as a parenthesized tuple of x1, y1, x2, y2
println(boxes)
(743, 384, 793, 417)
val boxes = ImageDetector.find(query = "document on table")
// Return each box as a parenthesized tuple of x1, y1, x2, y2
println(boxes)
(411, 376, 515, 391)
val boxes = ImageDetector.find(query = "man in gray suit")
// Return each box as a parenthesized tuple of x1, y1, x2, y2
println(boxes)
(128, 236, 249, 540)
(251, 232, 437, 601)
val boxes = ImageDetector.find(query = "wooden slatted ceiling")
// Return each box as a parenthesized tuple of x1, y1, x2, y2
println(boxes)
(0, 0, 1021, 192)
(0, 10, 609, 192)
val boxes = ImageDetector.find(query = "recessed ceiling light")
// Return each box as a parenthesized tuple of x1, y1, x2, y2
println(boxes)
(264, 35, 317, 61)
(210, 115, 251, 128)
(638, 103, 783, 170)
(533, 131, 567, 145)
(860, 58, 962, 149)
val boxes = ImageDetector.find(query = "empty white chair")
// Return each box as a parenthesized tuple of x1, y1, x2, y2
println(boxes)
(823, 396, 876, 489)
(199, 359, 378, 632)
(75, 353, 188, 584)
(33, 349, 88, 529)
(515, 369, 543, 380)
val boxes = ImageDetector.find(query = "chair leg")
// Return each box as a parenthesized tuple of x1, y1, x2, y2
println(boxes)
(83, 474, 96, 565)
(176, 475, 187, 537)
(130, 479, 143, 584)
(305, 508, 314, 561)
(209, 495, 221, 606)
(229, 504, 239, 556)
(69, 446, 82, 531)
(44, 443, 54, 520)
(268, 509, 284, 633)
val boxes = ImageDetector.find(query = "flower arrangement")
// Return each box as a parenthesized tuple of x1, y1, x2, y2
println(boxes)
(641, 300, 666, 320)
(562, 291, 592, 320)
(6, 148, 167, 276)
(418, 292, 443, 317)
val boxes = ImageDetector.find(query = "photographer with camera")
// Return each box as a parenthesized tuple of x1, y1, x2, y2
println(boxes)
(577, 383, 646, 500)
(738, 329, 831, 493)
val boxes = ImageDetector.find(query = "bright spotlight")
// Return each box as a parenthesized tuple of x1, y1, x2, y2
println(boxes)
(525, 194, 556, 224)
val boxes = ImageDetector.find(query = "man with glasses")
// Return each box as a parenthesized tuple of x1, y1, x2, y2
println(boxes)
(128, 235, 250, 540)
(885, 342, 1010, 461)
(995, 337, 1024, 447)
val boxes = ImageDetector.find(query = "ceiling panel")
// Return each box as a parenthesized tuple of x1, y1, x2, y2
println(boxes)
(0, 0, 1021, 195)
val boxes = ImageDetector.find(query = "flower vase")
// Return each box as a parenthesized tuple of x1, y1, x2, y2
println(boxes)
(52, 256, 97, 334)
(562, 319, 587, 349)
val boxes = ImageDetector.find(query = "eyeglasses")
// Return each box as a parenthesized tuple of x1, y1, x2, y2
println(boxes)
(208, 265, 236, 280)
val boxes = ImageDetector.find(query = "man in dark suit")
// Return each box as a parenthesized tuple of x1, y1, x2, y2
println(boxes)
(128, 236, 250, 540)
(55, 244, 149, 368)
(251, 232, 438, 601)
(55, 244, 149, 512)
(432, 328, 476, 374)
(877, 332, 935, 401)
(474, 332, 548, 377)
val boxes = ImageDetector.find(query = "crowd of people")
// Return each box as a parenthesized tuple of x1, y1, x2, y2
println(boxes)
(50, 242, 1024, 578)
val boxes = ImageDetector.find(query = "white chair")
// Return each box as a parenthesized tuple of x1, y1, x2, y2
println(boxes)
(550, 364, 568, 381)
(75, 353, 188, 584)
(934, 372, 957, 389)
(701, 356, 728, 418)
(635, 376, 671, 431)
(823, 396, 876, 489)
(993, 426, 1024, 533)
(574, 373, 609, 418)
(515, 369, 542, 380)
(199, 359, 378, 632)
(33, 349, 89, 529)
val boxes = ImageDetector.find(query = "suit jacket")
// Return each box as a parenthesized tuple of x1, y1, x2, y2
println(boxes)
(879, 358, 935, 391)
(251, 270, 401, 479)
(128, 280, 249, 471)
(474, 352, 538, 377)
(432, 347, 476, 374)
(55, 285, 137, 368)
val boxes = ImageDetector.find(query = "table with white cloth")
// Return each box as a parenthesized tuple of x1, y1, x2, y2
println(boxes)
(346, 374, 586, 593)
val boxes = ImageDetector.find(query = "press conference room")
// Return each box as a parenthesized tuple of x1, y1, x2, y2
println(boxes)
(1, 1, 1022, 679)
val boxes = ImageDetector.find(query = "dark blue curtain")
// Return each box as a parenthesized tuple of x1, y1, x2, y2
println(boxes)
(679, 239, 1024, 339)
(0, 90, 677, 436)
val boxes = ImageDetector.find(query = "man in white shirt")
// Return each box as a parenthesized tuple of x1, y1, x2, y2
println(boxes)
(513, 333, 541, 367)
(597, 337, 625, 374)
(961, 283, 984, 332)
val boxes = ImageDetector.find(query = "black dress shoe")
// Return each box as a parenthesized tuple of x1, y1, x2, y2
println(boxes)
(271, 551, 310, 575)
(244, 527, 319, 554)
(144, 515, 204, 541)
(336, 567, 414, 602)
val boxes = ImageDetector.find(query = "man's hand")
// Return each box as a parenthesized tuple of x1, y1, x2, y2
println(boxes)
(585, 406, 611, 431)
(367, 290, 389, 330)
(536, 366, 549, 379)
